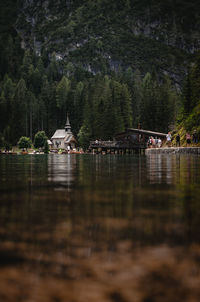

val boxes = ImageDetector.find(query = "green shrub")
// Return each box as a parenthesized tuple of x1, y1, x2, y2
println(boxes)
(18, 136, 32, 150)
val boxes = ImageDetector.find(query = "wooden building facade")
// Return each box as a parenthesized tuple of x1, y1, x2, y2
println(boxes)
(89, 128, 167, 154)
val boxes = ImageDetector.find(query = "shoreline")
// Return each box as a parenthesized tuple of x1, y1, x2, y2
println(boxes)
(145, 146, 200, 154)
(1, 147, 200, 155)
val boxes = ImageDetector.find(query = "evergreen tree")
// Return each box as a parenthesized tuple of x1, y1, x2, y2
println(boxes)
(20, 50, 33, 81)
(157, 76, 176, 132)
(56, 76, 71, 124)
(34, 131, 48, 149)
(92, 77, 107, 138)
(100, 75, 113, 139)
(25, 90, 37, 140)
(124, 67, 134, 88)
(190, 52, 200, 110)
(78, 86, 94, 147)
(36, 57, 45, 75)
(140, 72, 156, 130)
(12, 78, 27, 143)
(78, 123, 92, 150)
(41, 75, 56, 135)
(111, 80, 125, 134)
(132, 69, 142, 127)
(0, 75, 15, 137)
(73, 81, 84, 133)
(47, 53, 60, 81)
(182, 67, 193, 116)
(120, 83, 132, 129)
(29, 67, 42, 96)
(0, 92, 7, 134)
(44, 140, 49, 154)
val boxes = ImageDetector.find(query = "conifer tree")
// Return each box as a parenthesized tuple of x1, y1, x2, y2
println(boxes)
(157, 76, 176, 132)
(101, 75, 113, 139)
(41, 75, 56, 135)
(132, 69, 142, 127)
(20, 50, 33, 81)
(182, 67, 193, 116)
(12, 78, 27, 143)
(92, 77, 106, 138)
(1, 75, 15, 136)
(78, 95, 93, 148)
(140, 72, 156, 130)
(56, 76, 71, 119)
(73, 81, 84, 133)
(190, 52, 200, 110)
(111, 80, 125, 134)
(120, 83, 132, 129)
(47, 53, 60, 81)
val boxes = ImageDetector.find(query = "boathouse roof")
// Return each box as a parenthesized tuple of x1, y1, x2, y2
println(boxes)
(115, 128, 167, 138)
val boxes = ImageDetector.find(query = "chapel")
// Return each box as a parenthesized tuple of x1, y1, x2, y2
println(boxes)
(51, 115, 77, 150)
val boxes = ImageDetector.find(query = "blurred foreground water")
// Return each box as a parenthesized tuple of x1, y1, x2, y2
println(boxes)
(0, 154, 200, 302)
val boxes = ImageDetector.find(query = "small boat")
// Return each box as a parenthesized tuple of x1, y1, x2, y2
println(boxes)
(21, 151, 28, 155)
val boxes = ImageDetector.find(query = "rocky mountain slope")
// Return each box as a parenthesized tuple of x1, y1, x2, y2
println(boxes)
(15, 0, 200, 84)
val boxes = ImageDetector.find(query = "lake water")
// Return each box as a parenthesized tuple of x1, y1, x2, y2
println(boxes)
(0, 154, 200, 302)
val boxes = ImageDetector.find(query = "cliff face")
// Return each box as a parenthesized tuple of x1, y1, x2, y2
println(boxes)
(15, 0, 200, 83)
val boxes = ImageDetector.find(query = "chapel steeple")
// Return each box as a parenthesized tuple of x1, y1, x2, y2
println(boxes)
(64, 114, 72, 133)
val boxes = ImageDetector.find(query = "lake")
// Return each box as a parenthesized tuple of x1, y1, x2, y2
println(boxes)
(0, 153, 200, 302)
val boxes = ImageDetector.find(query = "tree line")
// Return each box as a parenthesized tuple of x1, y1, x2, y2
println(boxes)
(0, 49, 180, 149)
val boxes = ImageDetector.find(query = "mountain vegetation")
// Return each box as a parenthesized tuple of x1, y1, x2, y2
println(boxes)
(0, 0, 200, 148)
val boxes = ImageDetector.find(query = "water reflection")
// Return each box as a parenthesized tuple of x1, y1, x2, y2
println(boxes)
(0, 154, 200, 302)
(48, 154, 77, 191)
(146, 153, 200, 185)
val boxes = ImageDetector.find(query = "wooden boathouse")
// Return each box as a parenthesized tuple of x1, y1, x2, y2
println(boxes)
(89, 128, 167, 154)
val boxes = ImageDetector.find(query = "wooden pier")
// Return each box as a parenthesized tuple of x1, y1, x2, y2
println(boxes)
(89, 128, 167, 154)
(89, 140, 146, 154)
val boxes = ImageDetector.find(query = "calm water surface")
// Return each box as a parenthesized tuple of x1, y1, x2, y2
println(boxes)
(0, 154, 200, 301)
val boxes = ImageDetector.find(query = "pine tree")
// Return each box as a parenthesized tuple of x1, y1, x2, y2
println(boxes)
(25, 90, 37, 140)
(120, 83, 132, 129)
(132, 69, 142, 127)
(182, 67, 193, 115)
(101, 75, 113, 139)
(157, 76, 176, 132)
(73, 81, 84, 133)
(140, 72, 157, 130)
(20, 50, 33, 81)
(56, 76, 71, 117)
(1, 75, 15, 138)
(190, 52, 200, 110)
(30, 67, 42, 96)
(111, 80, 125, 134)
(12, 78, 27, 143)
(47, 53, 60, 81)
(92, 77, 106, 138)
(41, 75, 56, 135)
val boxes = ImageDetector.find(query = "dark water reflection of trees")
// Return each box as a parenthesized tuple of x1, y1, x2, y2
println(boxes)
(0, 154, 200, 301)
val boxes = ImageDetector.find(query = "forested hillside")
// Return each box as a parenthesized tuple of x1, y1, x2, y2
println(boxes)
(0, 0, 200, 148)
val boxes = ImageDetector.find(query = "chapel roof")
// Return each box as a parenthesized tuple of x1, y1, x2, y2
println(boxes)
(51, 129, 66, 139)
(51, 130, 76, 143)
